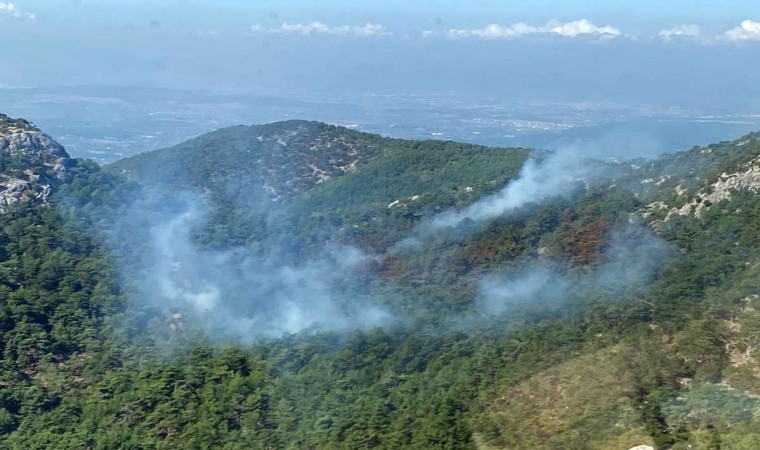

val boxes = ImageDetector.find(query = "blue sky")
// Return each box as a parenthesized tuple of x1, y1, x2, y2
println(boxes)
(1, 1, 759, 112)
(10, 0, 760, 34)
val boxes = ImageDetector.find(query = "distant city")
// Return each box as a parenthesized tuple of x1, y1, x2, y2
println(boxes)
(2, 85, 759, 163)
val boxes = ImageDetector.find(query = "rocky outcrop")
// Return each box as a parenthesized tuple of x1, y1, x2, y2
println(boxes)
(643, 153, 760, 223)
(0, 118, 73, 212)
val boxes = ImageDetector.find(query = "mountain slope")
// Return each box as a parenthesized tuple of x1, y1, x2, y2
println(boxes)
(1, 115, 759, 449)
(109, 120, 531, 252)
(111, 120, 390, 199)
(0, 114, 73, 212)
(475, 133, 760, 449)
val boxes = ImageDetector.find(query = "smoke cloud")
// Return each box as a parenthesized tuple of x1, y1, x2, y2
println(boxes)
(98, 188, 393, 341)
(72, 129, 676, 342)
(421, 128, 669, 235)
(476, 229, 673, 317)
(426, 154, 590, 231)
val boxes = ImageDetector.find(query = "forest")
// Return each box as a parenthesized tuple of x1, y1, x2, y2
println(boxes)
(0, 119, 759, 449)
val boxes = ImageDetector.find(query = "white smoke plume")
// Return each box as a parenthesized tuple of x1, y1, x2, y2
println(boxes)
(477, 229, 673, 317)
(420, 128, 668, 236)
(76, 129, 675, 342)
(427, 154, 590, 231)
(112, 191, 392, 341)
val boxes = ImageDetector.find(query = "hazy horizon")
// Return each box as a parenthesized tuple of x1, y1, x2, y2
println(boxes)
(1, 1, 759, 113)
(3, 1, 760, 162)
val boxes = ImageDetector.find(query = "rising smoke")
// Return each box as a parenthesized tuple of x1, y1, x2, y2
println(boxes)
(476, 229, 673, 317)
(143, 202, 391, 340)
(388, 153, 592, 253)
(86, 184, 393, 342)
(426, 155, 590, 231)
(421, 133, 655, 234)
(79, 130, 675, 342)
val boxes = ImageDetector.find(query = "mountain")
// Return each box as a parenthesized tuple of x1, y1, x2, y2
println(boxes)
(109, 120, 530, 252)
(0, 114, 759, 449)
(0, 114, 73, 212)
(111, 120, 387, 199)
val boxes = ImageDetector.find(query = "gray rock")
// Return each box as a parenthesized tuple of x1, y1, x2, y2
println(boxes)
(0, 128, 73, 212)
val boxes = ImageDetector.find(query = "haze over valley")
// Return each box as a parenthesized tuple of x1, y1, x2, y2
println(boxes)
(1, 1, 760, 449)
(3, 85, 759, 163)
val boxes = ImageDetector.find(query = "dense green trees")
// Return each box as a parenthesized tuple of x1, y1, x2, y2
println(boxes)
(0, 124, 759, 448)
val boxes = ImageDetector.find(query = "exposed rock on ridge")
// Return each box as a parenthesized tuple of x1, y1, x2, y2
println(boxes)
(674, 154, 760, 218)
(0, 114, 72, 212)
(639, 134, 760, 223)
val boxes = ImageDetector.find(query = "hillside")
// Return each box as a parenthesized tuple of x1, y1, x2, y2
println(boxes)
(109, 120, 531, 252)
(0, 115, 759, 448)
(0, 114, 73, 212)
(111, 120, 389, 199)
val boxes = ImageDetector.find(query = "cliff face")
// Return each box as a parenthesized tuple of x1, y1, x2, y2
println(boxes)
(0, 118, 73, 212)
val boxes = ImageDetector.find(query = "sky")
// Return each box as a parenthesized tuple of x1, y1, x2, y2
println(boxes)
(1, 0, 759, 111)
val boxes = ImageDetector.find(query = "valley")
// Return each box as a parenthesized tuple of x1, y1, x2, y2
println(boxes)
(0, 113, 758, 448)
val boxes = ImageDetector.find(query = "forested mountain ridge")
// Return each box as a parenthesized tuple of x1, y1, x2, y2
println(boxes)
(0, 115, 759, 449)
(478, 134, 760, 449)
(110, 120, 390, 200)
(109, 120, 531, 252)
(110, 120, 529, 202)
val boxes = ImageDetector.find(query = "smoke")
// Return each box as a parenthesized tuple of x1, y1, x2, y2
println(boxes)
(421, 128, 670, 235)
(426, 155, 588, 231)
(387, 151, 593, 254)
(113, 193, 670, 342)
(476, 228, 673, 317)
(477, 266, 567, 315)
(71, 128, 676, 343)
(417, 142, 630, 237)
(100, 188, 392, 341)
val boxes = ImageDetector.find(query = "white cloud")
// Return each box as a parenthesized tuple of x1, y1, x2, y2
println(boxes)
(0, 2, 35, 20)
(722, 20, 760, 42)
(248, 18, 760, 43)
(251, 21, 390, 37)
(440, 19, 621, 40)
(658, 24, 701, 41)
(549, 19, 620, 38)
